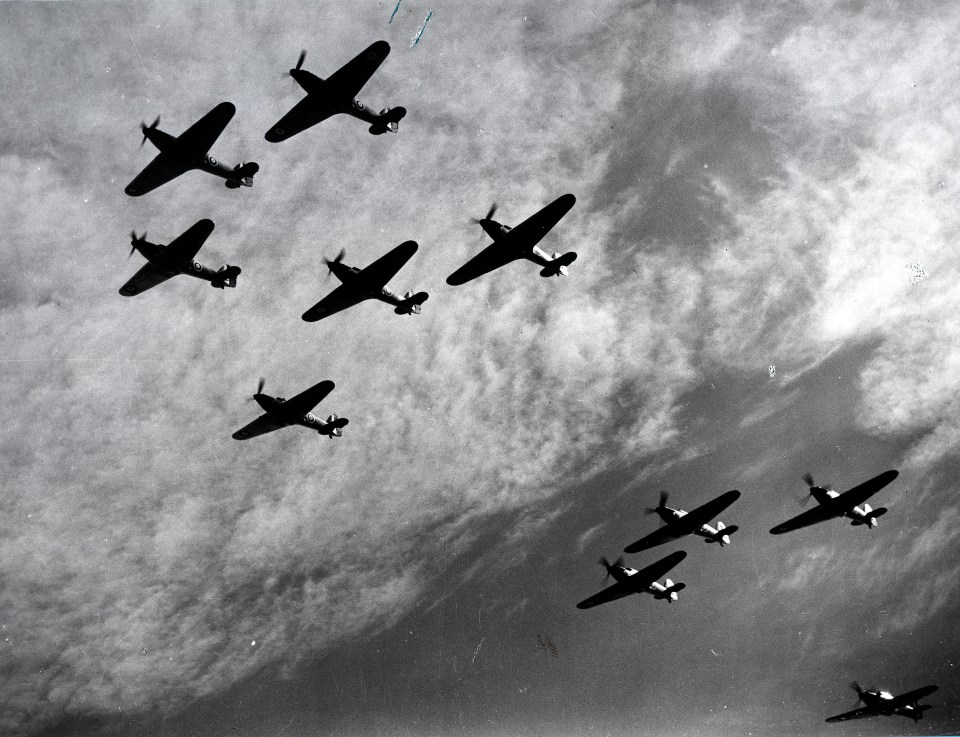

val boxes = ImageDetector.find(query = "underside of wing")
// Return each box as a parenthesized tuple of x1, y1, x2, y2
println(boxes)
(836, 469, 899, 509)
(302, 283, 368, 322)
(281, 380, 336, 418)
(356, 241, 418, 291)
(232, 414, 287, 440)
(125, 153, 193, 197)
(576, 581, 634, 609)
(631, 550, 687, 586)
(325, 40, 390, 99)
(623, 525, 685, 554)
(825, 706, 876, 723)
(265, 97, 337, 142)
(446, 242, 523, 286)
(119, 262, 176, 296)
(888, 685, 938, 708)
(505, 193, 576, 252)
(163, 219, 215, 263)
(176, 101, 236, 156)
(683, 489, 742, 529)
(769, 504, 837, 535)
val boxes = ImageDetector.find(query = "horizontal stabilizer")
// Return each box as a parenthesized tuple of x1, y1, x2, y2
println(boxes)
(395, 291, 429, 314)
(539, 251, 577, 277)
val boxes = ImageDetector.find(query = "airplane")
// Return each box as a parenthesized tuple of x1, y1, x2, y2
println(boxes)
(125, 102, 259, 196)
(624, 489, 741, 553)
(265, 41, 406, 142)
(826, 682, 938, 723)
(119, 219, 240, 297)
(302, 241, 428, 322)
(576, 550, 687, 609)
(232, 379, 348, 440)
(769, 470, 899, 535)
(445, 194, 577, 286)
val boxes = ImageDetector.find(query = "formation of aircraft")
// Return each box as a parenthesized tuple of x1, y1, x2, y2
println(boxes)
(232, 379, 348, 440)
(576, 551, 687, 609)
(446, 194, 578, 285)
(826, 682, 938, 723)
(302, 241, 428, 321)
(120, 219, 240, 296)
(624, 489, 741, 553)
(265, 42, 406, 142)
(769, 470, 898, 535)
(125, 102, 259, 196)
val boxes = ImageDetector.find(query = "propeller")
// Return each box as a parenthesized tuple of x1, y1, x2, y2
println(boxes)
(247, 377, 266, 402)
(470, 202, 498, 224)
(599, 556, 625, 582)
(323, 248, 346, 280)
(849, 681, 876, 706)
(285, 49, 307, 83)
(129, 230, 145, 257)
(799, 473, 831, 505)
(140, 115, 160, 147)
(644, 490, 669, 515)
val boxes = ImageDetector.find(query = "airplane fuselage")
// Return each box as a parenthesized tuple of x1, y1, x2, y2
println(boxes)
(606, 565, 682, 602)
(253, 394, 347, 437)
(327, 260, 421, 312)
(129, 127, 256, 192)
(656, 507, 733, 545)
(289, 69, 405, 132)
(859, 691, 930, 722)
(810, 487, 881, 527)
(478, 218, 573, 275)
(127, 239, 239, 290)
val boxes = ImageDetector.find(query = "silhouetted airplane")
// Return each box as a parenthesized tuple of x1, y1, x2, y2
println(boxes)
(125, 102, 258, 196)
(446, 194, 577, 285)
(265, 42, 406, 141)
(233, 379, 348, 440)
(624, 489, 741, 553)
(576, 551, 687, 609)
(120, 219, 239, 296)
(769, 470, 898, 535)
(302, 241, 428, 321)
(826, 682, 937, 723)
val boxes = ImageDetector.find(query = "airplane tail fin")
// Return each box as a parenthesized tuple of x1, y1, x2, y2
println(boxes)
(321, 415, 349, 438)
(394, 290, 429, 315)
(369, 106, 407, 135)
(212, 265, 241, 289)
(227, 162, 259, 188)
(539, 251, 578, 277)
(659, 581, 685, 603)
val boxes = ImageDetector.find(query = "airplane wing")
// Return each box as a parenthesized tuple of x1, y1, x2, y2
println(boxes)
(769, 504, 838, 535)
(119, 262, 175, 296)
(163, 219, 215, 263)
(325, 41, 391, 99)
(302, 283, 369, 322)
(624, 491, 741, 553)
(631, 550, 687, 586)
(887, 685, 938, 708)
(445, 242, 525, 286)
(175, 102, 236, 156)
(835, 469, 899, 509)
(623, 525, 686, 554)
(279, 380, 335, 418)
(125, 153, 194, 197)
(232, 414, 288, 440)
(502, 193, 576, 252)
(576, 581, 636, 609)
(825, 706, 877, 723)
(355, 241, 418, 290)
(265, 96, 337, 143)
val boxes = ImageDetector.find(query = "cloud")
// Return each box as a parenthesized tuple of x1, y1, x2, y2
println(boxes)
(5, 1, 960, 735)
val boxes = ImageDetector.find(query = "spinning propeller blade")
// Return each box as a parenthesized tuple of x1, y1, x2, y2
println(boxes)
(295, 49, 306, 71)
(129, 230, 145, 257)
(247, 377, 266, 402)
(470, 202, 498, 224)
(139, 115, 160, 147)
(599, 556, 625, 582)
(323, 248, 346, 280)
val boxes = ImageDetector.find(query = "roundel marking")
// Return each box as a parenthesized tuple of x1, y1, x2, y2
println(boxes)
(208, 156, 218, 166)
(193, 261, 202, 272)
(274, 127, 285, 136)
(366, 51, 377, 60)
(122, 285, 137, 294)
(306, 412, 316, 423)
(238, 430, 250, 438)
(127, 186, 138, 194)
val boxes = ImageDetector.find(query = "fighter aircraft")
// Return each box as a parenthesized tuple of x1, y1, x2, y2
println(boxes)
(826, 682, 938, 723)
(445, 194, 577, 285)
(232, 379, 348, 440)
(265, 42, 406, 142)
(120, 219, 240, 296)
(576, 550, 687, 609)
(125, 102, 258, 196)
(302, 241, 428, 321)
(769, 470, 898, 535)
(624, 490, 741, 553)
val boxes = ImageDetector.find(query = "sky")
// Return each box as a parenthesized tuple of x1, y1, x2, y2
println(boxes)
(2, 0, 960, 735)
